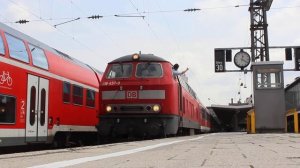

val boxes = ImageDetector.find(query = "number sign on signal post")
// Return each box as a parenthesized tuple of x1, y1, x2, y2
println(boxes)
(214, 50, 225, 72)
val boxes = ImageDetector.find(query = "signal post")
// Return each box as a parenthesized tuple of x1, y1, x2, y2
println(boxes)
(214, 0, 300, 133)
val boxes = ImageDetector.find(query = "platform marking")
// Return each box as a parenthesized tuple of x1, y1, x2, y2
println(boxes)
(28, 134, 213, 168)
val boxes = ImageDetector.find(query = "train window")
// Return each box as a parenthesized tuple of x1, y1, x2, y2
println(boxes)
(5, 33, 29, 63)
(106, 63, 132, 79)
(0, 35, 4, 55)
(73, 85, 83, 105)
(86, 89, 95, 107)
(136, 63, 163, 78)
(63, 82, 71, 103)
(0, 95, 16, 124)
(29, 44, 49, 70)
(30, 86, 36, 126)
(40, 89, 46, 126)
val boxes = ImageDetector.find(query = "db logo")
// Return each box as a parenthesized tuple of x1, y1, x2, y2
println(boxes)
(126, 91, 138, 99)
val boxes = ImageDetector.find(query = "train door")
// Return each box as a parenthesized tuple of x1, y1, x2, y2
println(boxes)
(26, 74, 49, 142)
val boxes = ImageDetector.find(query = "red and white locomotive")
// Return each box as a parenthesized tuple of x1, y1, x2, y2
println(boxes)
(0, 22, 101, 147)
(97, 54, 212, 137)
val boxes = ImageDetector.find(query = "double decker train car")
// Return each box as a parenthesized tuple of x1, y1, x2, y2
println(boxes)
(0, 22, 101, 147)
(97, 53, 212, 138)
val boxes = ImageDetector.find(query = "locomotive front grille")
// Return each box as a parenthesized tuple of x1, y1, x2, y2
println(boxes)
(120, 106, 144, 112)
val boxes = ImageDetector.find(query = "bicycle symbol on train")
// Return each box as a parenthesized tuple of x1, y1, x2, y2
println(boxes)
(0, 71, 13, 86)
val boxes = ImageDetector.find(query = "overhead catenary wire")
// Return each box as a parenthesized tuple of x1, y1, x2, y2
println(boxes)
(270, 5, 300, 10)
(6, 0, 104, 59)
(7, 5, 247, 25)
(67, 0, 127, 54)
(114, 14, 145, 18)
(127, 0, 161, 41)
(154, 0, 182, 53)
(54, 17, 80, 27)
(4, 3, 300, 25)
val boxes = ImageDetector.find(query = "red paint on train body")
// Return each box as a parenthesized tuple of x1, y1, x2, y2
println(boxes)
(0, 22, 101, 147)
(97, 54, 211, 137)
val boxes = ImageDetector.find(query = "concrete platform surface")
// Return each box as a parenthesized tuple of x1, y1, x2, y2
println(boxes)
(0, 133, 300, 168)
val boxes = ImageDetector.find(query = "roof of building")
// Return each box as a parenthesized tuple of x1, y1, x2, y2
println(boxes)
(285, 77, 300, 91)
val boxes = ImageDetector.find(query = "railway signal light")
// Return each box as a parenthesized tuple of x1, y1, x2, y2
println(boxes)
(285, 48, 292, 60)
(295, 48, 300, 71)
(226, 50, 232, 62)
(215, 49, 226, 72)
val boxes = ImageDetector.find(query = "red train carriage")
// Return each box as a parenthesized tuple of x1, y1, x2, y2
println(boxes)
(0, 22, 101, 147)
(97, 53, 211, 138)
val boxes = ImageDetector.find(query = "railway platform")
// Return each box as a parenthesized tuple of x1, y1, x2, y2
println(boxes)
(0, 132, 300, 168)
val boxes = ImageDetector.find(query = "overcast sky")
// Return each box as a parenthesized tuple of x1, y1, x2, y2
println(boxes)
(0, 0, 299, 106)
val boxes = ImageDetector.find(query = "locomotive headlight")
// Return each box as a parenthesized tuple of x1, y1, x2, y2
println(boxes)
(132, 53, 140, 60)
(106, 105, 112, 112)
(153, 104, 161, 112)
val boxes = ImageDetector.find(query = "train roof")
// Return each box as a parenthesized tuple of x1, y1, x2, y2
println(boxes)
(109, 54, 169, 63)
(0, 22, 100, 72)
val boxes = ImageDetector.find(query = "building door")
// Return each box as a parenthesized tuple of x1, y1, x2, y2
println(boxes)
(26, 74, 49, 142)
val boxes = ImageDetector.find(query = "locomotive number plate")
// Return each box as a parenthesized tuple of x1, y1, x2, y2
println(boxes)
(126, 91, 138, 99)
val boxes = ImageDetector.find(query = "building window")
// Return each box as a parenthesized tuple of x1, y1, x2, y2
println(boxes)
(0, 94, 16, 124)
(286, 82, 300, 110)
(5, 33, 29, 63)
(63, 82, 71, 103)
(29, 44, 49, 70)
(73, 85, 83, 105)
(0, 35, 4, 55)
(86, 89, 95, 107)
(256, 69, 282, 89)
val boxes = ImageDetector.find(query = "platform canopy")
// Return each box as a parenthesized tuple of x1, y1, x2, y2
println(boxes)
(209, 104, 252, 132)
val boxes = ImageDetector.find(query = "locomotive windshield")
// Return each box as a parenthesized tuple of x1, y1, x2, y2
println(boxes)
(106, 63, 132, 78)
(136, 62, 163, 78)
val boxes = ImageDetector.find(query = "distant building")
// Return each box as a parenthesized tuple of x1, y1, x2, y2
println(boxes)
(285, 77, 300, 110)
(245, 95, 253, 105)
